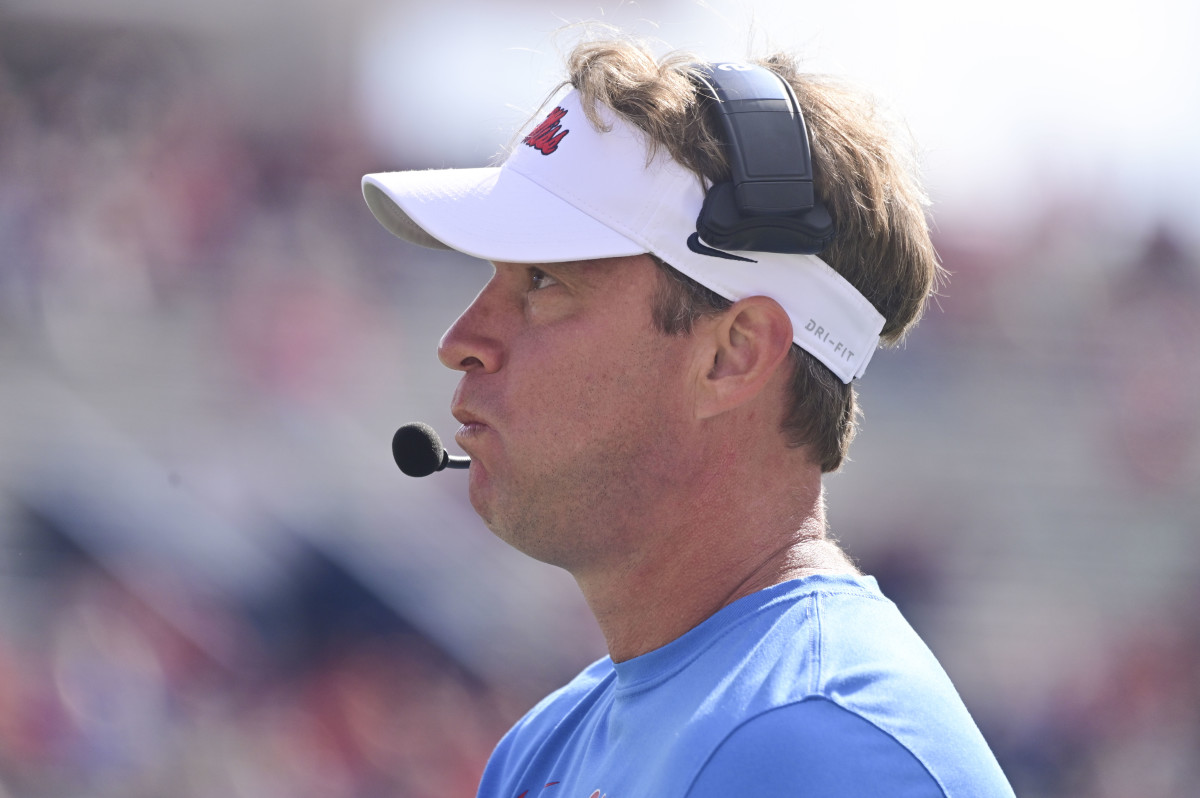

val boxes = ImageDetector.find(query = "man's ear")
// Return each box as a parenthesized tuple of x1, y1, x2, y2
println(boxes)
(693, 296, 794, 420)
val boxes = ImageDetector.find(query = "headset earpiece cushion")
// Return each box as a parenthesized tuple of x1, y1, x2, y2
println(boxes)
(696, 182, 835, 255)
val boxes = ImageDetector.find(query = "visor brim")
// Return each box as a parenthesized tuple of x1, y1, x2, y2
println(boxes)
(362, 167, 645, 264)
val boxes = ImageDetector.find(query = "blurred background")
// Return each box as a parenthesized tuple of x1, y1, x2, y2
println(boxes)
(1, 0, 1198, 795)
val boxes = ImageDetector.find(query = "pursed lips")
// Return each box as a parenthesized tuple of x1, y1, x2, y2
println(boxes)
(451, 405, 492, 457)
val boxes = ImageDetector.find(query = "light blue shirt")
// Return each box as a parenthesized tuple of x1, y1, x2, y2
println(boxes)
(477, 574, 1015, 798)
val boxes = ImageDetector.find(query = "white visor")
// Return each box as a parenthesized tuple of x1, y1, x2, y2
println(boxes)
(362, 89, 884, 382)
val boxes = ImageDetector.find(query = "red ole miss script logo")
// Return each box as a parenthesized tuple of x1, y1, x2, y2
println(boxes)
(524, 107, 570, 155)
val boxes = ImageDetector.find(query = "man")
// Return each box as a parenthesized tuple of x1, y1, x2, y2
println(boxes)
(362, 38, 1015, 798)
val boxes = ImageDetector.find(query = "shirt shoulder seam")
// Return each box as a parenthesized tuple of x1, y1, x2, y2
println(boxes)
(682, 696, 950, 798)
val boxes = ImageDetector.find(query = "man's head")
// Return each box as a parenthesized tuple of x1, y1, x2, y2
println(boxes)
(364, 37, 939, 485)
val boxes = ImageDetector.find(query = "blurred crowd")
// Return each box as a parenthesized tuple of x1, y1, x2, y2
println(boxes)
(0, 20, 515, 798)
(1, 13, 1198, 798)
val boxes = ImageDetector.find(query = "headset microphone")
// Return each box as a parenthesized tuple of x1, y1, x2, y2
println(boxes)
(392, 423, 471, 477)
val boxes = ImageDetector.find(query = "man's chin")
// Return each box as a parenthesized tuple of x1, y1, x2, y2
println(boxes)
(467, 464, 520, 543)
(468, 486, 494, 528)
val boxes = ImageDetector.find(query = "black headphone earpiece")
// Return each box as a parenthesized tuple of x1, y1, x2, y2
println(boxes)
(692, 62, 836, 256)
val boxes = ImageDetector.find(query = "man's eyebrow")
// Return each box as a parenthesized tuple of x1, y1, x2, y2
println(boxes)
(535, 260, 603, 288)
(488, 260, 591, 288)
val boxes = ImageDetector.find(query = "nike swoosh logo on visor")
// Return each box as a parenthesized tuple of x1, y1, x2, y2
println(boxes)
(687, 233, 758, 263)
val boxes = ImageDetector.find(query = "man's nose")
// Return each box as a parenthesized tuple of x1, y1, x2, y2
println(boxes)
(437, 281, 506, 374)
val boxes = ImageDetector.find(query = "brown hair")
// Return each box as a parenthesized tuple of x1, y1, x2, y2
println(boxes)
(565, 38, 942, 472)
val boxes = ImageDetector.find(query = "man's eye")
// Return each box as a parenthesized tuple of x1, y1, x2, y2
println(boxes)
(529, 268, 559, 290)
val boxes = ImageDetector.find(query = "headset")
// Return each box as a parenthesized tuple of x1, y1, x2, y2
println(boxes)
(692, 62, 836, 256)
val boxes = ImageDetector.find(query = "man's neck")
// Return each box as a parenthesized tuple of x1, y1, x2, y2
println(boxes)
(572, 465, 858, 664)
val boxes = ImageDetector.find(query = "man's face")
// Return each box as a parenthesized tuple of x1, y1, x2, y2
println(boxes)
(438, 254, 701, 571)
